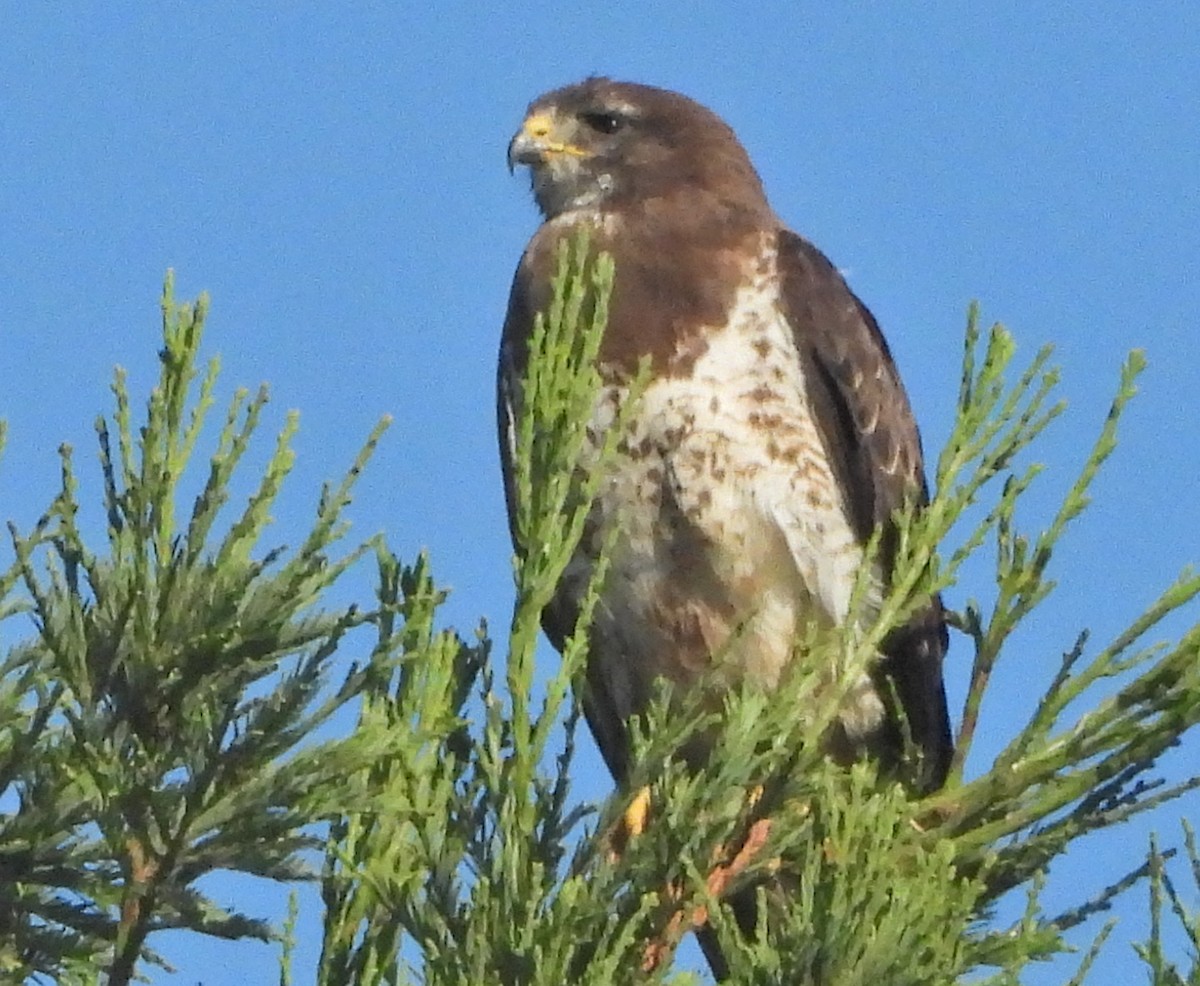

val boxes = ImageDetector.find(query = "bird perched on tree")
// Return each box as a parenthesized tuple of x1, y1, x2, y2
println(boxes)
(498, 76, 953, 974)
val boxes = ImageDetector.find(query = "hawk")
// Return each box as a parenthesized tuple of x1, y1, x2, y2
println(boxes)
(498, 76, 952, 967)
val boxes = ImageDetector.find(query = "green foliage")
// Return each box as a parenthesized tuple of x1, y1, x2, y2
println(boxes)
(886, 312, 1200, 923)
(0, 249, 1196, 985)
(0, 275, 392, 984)
(1137, 823, 1200, 985)
(316, 235, 669, 986)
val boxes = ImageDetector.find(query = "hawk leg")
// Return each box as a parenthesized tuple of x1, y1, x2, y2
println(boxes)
(641, 815, 776, 973)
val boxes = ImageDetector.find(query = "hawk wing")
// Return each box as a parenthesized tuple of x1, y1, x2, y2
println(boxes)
(496, 252, 582, 656)
(777, 229, 953, 790)
(496, 265, 529, 553)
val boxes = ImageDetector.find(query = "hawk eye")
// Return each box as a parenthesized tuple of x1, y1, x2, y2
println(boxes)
(581, 110, 624, 135)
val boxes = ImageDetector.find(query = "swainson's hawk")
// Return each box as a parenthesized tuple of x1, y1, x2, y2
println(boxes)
(498, 76, 953, 973)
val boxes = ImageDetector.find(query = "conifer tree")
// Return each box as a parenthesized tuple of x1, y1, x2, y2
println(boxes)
(1, 250, 1197, 984)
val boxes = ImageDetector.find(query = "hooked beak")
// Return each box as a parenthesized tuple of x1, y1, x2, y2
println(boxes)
(507, 111, 588, 174)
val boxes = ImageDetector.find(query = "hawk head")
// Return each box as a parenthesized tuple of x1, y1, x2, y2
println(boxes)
(507, 77, 769, 222)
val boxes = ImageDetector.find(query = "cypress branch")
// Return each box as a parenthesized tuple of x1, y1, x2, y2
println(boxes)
(0, 272, 393, 984)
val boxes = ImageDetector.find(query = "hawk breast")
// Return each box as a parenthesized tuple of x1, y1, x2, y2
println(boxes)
(557, 236, 887, 750)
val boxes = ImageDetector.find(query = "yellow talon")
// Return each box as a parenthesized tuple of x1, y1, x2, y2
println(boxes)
(607, 785, 652, 860)
(624, 785, 652, 838)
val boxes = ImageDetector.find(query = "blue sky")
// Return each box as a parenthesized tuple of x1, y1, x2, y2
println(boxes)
(2, 3, 1197, 983)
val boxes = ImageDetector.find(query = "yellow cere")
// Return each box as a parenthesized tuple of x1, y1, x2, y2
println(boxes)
(522, 112, 589, 158)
